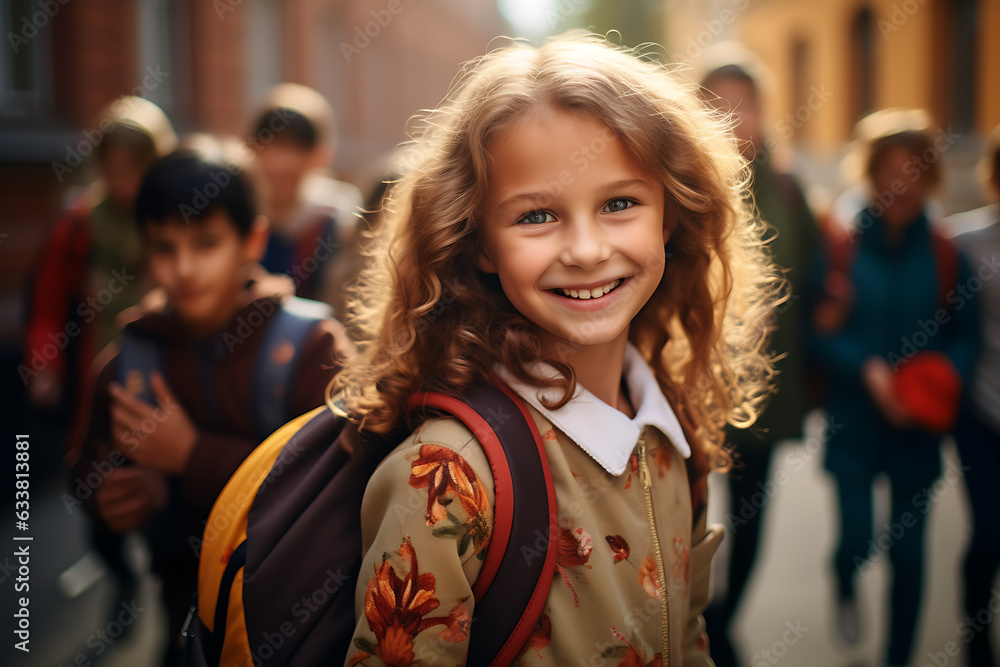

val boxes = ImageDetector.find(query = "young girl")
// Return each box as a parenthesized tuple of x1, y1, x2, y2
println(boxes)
(336, 33, 780, 666)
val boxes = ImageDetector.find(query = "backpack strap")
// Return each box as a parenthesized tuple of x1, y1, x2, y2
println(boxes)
(252, 297, 333, 442)
(930, 230, 959, 311)
(408, 379, 558, 666)
(293, 213, 339, 299)
(116, 328, 163, 405)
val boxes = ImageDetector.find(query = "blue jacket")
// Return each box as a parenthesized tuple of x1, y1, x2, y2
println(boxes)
(811, 207, 979, 481)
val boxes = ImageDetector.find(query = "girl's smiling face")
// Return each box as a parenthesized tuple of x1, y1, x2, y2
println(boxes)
(478, 105, 668, 353)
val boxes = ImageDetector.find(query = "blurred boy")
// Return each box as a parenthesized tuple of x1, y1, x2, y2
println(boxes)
(249, 83, 362, 316)
(698, 55, 822, 667)
(72, 146, 353, 665)
(25, 96, 176, 412)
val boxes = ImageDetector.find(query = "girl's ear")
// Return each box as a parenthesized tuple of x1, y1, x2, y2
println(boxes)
(244, 215, 271, 264)
(476, 247, 498, 274)
(662, 196, 677, 246)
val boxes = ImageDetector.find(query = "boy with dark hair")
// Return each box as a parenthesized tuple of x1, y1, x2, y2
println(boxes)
(71, 145, 353, 665)
(248, 83, 363, 316)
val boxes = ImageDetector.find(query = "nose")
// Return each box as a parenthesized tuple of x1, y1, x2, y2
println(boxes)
(560, 215, 610, 270)
(175, 246, 195, 280)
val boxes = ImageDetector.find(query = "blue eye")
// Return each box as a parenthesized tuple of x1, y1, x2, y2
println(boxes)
(517, 210, 555, 225)
(602, 198, 635, 213)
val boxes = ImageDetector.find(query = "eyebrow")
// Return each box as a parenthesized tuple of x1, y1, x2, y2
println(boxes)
(494, 178, 655, 211)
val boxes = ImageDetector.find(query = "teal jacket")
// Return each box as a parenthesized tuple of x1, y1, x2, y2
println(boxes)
(811, 207, 979, 481)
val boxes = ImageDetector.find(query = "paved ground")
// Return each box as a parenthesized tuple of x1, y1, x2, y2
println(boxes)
(708, 410, 995, 667)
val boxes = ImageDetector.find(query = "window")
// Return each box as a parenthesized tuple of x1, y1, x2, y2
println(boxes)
(137, 0, 175, 113)
(0, 0, 48, 116)
(848, 7, 875, 128)
(246, 0, 282, 110)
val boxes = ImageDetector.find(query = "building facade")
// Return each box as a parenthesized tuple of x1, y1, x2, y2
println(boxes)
(0, 0, 508, 343)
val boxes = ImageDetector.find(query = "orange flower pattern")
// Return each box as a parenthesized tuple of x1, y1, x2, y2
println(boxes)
(347, 413, 714, 664)
(637, 555, 661, 600)
(672, 536, 689, 586)
(605, 534, 631, 564)
(516, 613, 552, 661)
(623, 454, 639, 490)
(350, 537, 469, 667)
(409, 443, 492, 558)
(555, 526, 593, 607)
(611, 627, 663, 667)
(650, 445, 672, 478)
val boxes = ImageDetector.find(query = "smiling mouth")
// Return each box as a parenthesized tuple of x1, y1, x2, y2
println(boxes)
(554, 279, 624, 300)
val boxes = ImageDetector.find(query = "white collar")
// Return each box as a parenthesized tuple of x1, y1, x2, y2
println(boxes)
(494, 343, 691, 476)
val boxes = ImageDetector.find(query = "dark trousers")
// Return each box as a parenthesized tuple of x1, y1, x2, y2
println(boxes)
(955, 409, 1000, 667)
(832, 466, 932, 666)
(705, 445, 773, 667)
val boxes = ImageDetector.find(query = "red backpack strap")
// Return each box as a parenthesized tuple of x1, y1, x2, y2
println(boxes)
(824, 222, 855, 280)
(408, 380, 558, 666)
(930, 230, 959, 311)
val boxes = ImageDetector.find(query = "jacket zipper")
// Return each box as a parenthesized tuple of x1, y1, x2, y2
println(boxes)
(638, 433, 669, 665)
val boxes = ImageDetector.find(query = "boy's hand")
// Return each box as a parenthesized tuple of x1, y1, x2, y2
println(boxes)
(110, 372, 197, 475)
(28, 369, 61, 409)
(93, 466, 168, 532)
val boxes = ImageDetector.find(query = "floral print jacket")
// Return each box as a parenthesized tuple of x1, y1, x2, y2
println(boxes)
(346, 346, 724, 666)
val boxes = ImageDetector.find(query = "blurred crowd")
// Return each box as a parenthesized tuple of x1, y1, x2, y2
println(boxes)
(19, 45, 1000, 667)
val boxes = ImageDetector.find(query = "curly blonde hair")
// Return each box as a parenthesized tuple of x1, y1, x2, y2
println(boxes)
(333, 33, 782, 468)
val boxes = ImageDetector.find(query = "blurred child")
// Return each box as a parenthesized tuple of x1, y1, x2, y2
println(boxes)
(810, 109, 978, 666)
(698, 55, 822, 667)
(23, 96, 176, 631)
(248, 83, 362, 315)
(947, 123, 1000, 667)
(73, 146, 353, 665)
(334, 33, 782, 665)
(24, 96, 176, 413)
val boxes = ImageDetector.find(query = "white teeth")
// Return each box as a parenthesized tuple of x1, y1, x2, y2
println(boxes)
(560, 280, 619, 299)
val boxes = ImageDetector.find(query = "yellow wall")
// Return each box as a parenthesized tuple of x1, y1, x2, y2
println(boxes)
(665, 0, 999, 152)
(981, 0, 1000, 135)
